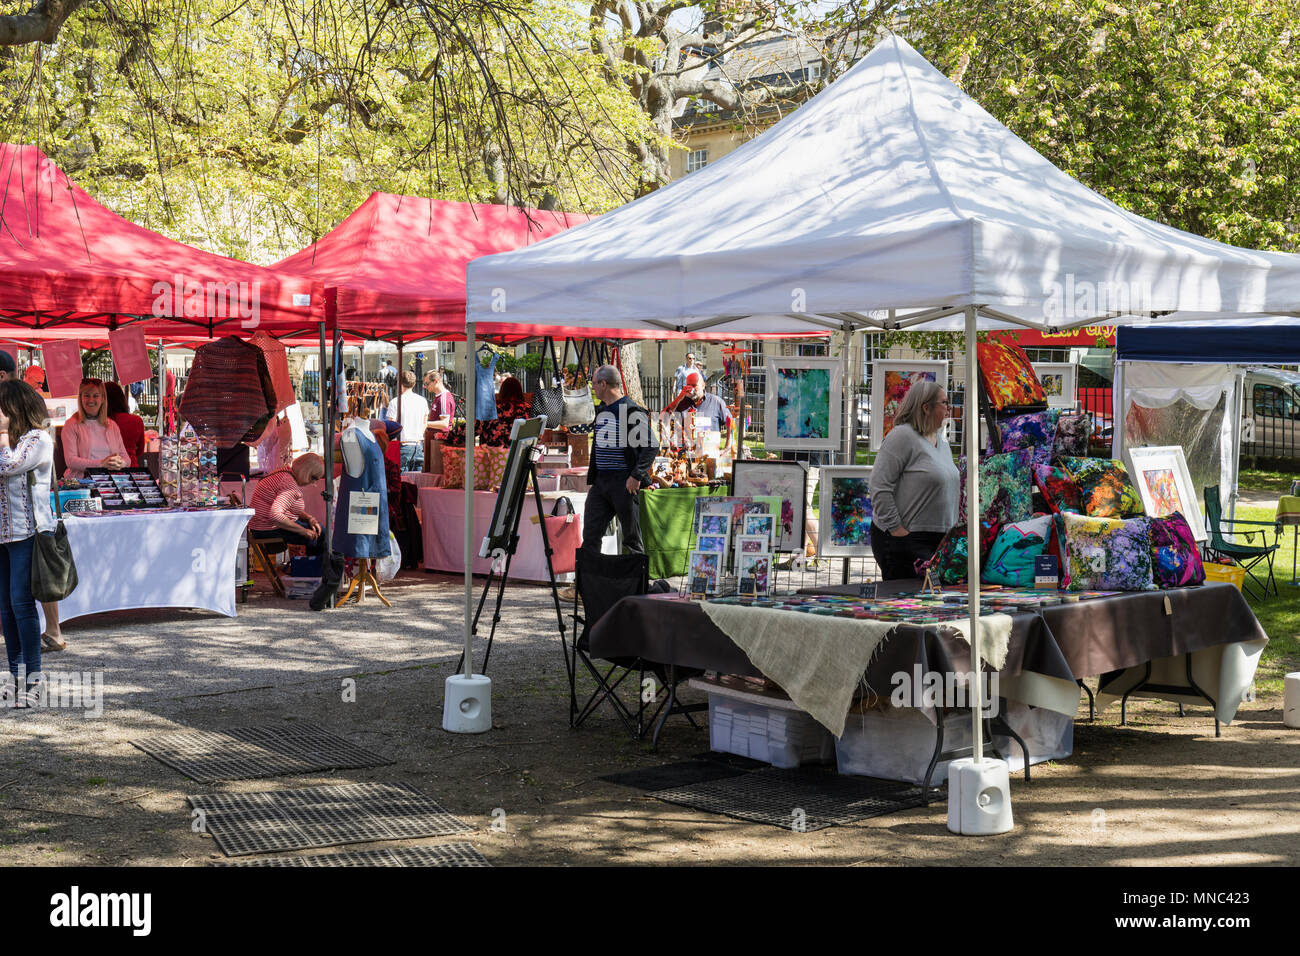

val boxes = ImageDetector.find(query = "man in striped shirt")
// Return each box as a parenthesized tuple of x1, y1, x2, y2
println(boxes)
(584, 365, 657, 554)
(251, 453, 327, 554)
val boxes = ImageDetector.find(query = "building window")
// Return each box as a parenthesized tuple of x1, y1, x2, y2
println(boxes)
(686, 149, 709, 173)
(805, 62, 823, 81)
(797, 342, 828, 357)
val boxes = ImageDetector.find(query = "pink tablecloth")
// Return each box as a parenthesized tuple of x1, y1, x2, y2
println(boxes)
(419, 487, 590, 583)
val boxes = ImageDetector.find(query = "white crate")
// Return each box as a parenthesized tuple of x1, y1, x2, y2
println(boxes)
(706, 694, 834, 769)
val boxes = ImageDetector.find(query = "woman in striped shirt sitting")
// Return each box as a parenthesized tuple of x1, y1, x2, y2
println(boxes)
(250, 453, 326, 555)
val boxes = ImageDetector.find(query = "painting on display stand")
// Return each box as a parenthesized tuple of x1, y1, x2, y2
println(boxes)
(763, 357, 842, 451)
(731, 459, 807, 553)
(688, 551, 723, 595)
(818, 465, 874, 557)
(737, 552, 773, 595)
(870, 360, 948, 450)
(1124, 445, 1207, 542)
(1031, 363, 1078, 410)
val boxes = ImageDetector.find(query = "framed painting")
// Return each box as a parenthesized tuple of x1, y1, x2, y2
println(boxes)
(1032, 363, 1078, 410)
(731, 459, 807, 553)
(733, 534, 770, 557)
(763, 357, 842, 451)
(818, 465, 874, 557)
(870, 360, 948, 450)
(1124, 445, 1206, 542)
(736, 553, 773, 595)
(741, 513, 777, 551)
(696, 534, 729, 554)
(688, 551, 723, 595)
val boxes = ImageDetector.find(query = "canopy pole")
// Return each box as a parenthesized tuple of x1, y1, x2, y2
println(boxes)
(396, 338, 404, 430)
(320, 320, 335, 558)
(463, 321, 476, 678)
(157, 340, 166, 435)
(964, 306, 983, 762)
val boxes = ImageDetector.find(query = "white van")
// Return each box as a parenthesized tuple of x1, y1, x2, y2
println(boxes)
(1242, 367, 1300, 459)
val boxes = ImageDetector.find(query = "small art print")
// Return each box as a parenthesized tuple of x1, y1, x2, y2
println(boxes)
(1143, 468, 1180, 517)
(742, 514, 776, 548)
(735, 535, 768, 555)
(699, 513, 731, 537)
(737, 553, 772, 594)
(818, 466, 874, 557)
(697, 534, 729, 553)
(688, 551, 722, 593)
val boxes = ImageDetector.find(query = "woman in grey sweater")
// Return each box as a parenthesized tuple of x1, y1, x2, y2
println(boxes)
(868, 380, 960, 579)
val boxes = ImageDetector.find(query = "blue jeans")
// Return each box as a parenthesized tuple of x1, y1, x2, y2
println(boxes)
(0, 536, 40, 685)
(399, 442, 423, 472)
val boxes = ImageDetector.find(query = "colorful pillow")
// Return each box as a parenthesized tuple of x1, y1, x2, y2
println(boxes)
(925, 522, 999, 585)
(1033, 463, 1083, 515)
(983, 515, 1053, 587)
(1060, 513, 1155, 591)
(1148, 512, 1206, 588)
(1053, 412, 1092, 459)
(440, 445, 509, 491)
(977, 341, 1047, 411)
(998, 409, 1061, 468)
(960, 451, 1033, 525)
(1064, 457, 1144, 518)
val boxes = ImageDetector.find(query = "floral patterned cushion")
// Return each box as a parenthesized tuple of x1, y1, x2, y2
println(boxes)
(1060, 513, 1155, 591)
(1033, 463, 1083, 515)
(1063, 457, 1144, 518)
(977, 341, 1047, 411)
(1052, 412, 1092, 459)
(997, 409, 1060, 468)
(960, 451, 1033, 525)
(1148, 512, 1206, 588)
(983, 515, 1053, 587)
(440, 445, 509, 491)
(924, 522, 999, 585)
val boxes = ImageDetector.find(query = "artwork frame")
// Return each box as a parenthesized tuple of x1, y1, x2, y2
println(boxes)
(697, 513, 732, 540)
(731, 459, 808, 553)
(696, 534, 730, 554)
(734, 534, 770, 557)
(870, 360, 948, 450)
(481, 416, 547, 558)
(688, 551, 723, 595)
(736, 552, 773, 595)
(1124, 445, 1206, 542)
(741, 513, 777, 551)
(763, 357, 842, 451)
(1031, 363, 1078, 410)
(818, 465, 874, 557)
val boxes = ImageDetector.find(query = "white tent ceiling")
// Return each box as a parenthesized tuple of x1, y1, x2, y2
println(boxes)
(468, 35, 1300, 334)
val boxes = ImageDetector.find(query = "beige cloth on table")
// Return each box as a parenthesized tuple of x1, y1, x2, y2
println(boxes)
(698, 602, 1013, 738)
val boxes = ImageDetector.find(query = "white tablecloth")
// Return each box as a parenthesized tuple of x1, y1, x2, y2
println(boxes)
(55, 509, 254, 622)
(419, 488, 597, 582)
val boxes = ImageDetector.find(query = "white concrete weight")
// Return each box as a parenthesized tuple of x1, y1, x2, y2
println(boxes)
(443, 674, 493, 733)
(947, 757, 1014, 835)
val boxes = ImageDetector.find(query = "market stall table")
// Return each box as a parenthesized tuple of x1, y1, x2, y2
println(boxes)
(51, 508, 254, 621)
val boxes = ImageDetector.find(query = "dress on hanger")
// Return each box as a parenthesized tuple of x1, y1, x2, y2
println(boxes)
(332, 422, 390, 558)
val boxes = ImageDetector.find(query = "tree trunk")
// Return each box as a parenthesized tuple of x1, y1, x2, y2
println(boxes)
(619, 343, 644, 406)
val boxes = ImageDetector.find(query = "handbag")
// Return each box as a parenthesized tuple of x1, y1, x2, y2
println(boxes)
(29, 471, 78, 602)
(530, 336, 564, 427)
(561, 340, 596, 427)
(544, 496, 581, 575)
(475, 346, 499, 422)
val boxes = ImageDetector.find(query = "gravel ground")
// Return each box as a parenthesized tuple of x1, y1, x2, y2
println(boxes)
(0, 570, 1296, 867)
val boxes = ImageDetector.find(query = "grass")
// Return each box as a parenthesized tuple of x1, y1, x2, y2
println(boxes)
(1230, 504, 1300, 697)
(1239, 468, 1297, 495)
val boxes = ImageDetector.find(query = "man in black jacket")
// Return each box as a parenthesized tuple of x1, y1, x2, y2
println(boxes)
(584, 364, 658, 553)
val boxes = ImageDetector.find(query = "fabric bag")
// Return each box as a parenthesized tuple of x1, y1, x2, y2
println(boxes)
(563, 340, 599, 432)
(530, 337, 565, 428)
(544, 496, 581, 575)
(375, 532, 402, 582)
(475, 346, 499, 422)
(29, 472, 77, 602)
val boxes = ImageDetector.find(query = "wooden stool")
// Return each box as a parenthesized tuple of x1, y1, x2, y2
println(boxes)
(248, 532, 287, 597)
(338, 558, 392, 608)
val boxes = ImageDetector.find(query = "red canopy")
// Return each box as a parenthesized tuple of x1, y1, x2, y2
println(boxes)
(0, 143, 324, 338)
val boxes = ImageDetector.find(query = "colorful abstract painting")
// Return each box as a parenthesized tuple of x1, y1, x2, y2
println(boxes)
(698, 513, 730, 537)
(731, 460, 807, 552)
(688, 551, 722, 593)
(819, 467, 874, 556)
(870, 361, 947, 449)
(1142, 468, 1180, 517)
(697, 535, 729, 553)
(776, 367, 831, 440)
(882, 370, 936, 443)
(737, 553, 772, 594)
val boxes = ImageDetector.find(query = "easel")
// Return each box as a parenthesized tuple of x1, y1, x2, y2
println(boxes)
(338, 557, 392, 607)
(455, 452, 568, 676)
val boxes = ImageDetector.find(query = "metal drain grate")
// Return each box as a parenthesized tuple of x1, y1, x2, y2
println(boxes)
(217, 843, 489, 867)
(133, 723, 393, 782)
(189, 783, 474, 856)
(649, 767, 928, 831)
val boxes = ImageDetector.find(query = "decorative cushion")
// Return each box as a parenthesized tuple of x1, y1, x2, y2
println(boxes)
(976, 341, 1046, 411)
(1060, 513, 1155, 591)
(1052, 411, 1092, 459)
(440, 445, 509, 491)
(1064, 457, 1144, 518)
(960, 451, 1033, 525)
(983, 515, 1053, 587)
(997, 409, 1060, 469)
(1033, 463, 1083, 515)
(1148, 512, 1206, 588)
(925, 521, 999, 585)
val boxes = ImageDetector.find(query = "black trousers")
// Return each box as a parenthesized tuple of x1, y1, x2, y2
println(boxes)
(254, 518, 325, 556)
(582, 473, 643, 554)
(870, 523, 945, 581)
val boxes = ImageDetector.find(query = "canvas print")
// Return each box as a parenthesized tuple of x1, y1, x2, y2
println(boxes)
(763, 358, 842, 450)
(742, 514, 777, 550)
(697, 534, 729, 553)
(870, 361, 948, 450)
(1125, 445, 1206, 542)
(698, 513, 731, 538)
(818, 465, 874, 557)
(1031, 363, 1077, 410)
(688, 551, 722, 594)
(731, 459, 807, 553)
(737, 553, 772, 594)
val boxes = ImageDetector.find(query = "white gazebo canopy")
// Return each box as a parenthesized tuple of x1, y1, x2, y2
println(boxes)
(469, 35, 1300, 333)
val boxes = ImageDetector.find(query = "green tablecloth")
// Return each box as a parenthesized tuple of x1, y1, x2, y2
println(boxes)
(639, 486, 728, 579)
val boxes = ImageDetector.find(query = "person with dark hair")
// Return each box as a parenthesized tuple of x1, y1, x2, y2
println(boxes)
(104, 381, 145, 468)
(0, 379, 55, 707)
(584, 364, 657, 554)
(385, 369, 430, 471)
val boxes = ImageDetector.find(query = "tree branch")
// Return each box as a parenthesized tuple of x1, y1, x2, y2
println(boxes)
(0, 0, 90, 46)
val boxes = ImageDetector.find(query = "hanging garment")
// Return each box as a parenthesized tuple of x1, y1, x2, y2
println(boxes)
(331, 423, 391, 559)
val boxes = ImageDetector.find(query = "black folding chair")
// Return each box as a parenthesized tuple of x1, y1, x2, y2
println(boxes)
(570, 549, 704, 742)
(1204, 485, 1280, 601)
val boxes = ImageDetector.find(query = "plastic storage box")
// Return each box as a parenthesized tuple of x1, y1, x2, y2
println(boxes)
(700, 682, 834, 769)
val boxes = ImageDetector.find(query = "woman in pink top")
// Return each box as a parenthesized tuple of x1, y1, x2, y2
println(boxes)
(60, 378, 130, 479)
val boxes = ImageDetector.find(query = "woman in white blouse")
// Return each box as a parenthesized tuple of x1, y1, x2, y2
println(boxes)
(60, 377, 129, 479)
(0, 380, 55, 706)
